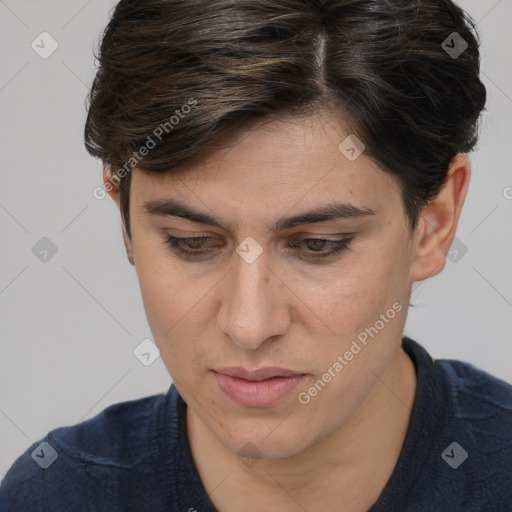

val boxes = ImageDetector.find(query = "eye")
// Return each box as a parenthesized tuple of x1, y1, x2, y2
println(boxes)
(287, 237, 353, 259)
(163, 235, 219, 257)
(162, 234, 354, 260)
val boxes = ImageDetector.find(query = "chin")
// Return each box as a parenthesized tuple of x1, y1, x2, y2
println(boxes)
(234, 441, 305, 463)
(217, 421, 316, 462)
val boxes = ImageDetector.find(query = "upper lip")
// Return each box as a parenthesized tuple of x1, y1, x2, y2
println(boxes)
(214, 367, 305, 381)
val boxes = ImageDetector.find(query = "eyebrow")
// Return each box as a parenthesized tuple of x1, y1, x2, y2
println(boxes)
(143, 198, 376, 232)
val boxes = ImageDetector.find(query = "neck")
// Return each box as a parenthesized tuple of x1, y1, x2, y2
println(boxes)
(186, 346, 417, 512)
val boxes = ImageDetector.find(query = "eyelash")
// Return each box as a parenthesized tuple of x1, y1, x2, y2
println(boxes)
(163, 234, 353, 260)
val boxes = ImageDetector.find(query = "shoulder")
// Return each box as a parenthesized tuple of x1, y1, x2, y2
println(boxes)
(395, 338, 512, 510)
(436, 356, 512, 421)
(55, 391, 166, 464)
(432, 356, 512, 508)
(0, 391, 167, 511)
(405, 336, 512, 418)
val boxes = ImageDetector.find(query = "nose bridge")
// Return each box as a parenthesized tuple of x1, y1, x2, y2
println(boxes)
(219, 248, 286, 350)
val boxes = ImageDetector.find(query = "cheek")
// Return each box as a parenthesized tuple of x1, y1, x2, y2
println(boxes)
(134, 244, 193, 341)
(133, 244, 216, 382)
(296, 250, 410, 429)
(137, 264, 178, 332)
(317, 248, 408, 337)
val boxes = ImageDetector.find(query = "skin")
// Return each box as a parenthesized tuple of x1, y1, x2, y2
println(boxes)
(106, 111, 470, 511)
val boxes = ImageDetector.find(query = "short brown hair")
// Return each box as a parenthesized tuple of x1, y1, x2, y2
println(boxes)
(84, 0, 486, 238)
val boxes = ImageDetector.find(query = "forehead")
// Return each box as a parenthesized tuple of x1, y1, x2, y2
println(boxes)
(130, 112, 403, 221)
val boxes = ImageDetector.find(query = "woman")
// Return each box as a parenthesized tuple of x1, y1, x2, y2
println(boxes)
(1, 1, 510, 510)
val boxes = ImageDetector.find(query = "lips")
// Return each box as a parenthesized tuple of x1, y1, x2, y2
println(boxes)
(213, 366, 307, 408)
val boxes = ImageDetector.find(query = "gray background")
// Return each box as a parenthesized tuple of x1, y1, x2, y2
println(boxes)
(0, 0, 511, 480)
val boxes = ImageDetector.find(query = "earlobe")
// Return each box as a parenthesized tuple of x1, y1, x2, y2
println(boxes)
(409, 153, 471, 282)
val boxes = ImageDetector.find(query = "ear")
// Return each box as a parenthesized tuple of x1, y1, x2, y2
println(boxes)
(103, 165, 135, 266)
(121, 222, 135, 266)
(409, 153, 471, 282)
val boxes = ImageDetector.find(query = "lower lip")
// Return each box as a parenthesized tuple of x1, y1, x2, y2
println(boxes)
(214, 372, 307, 408)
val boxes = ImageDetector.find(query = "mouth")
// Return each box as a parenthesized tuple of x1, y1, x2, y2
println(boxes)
(213, 367, 307, 408)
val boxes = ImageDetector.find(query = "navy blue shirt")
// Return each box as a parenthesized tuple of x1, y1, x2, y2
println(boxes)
(1, 337, 511, 511)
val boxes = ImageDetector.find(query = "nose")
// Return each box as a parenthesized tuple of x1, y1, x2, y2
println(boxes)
(217, 249, 290, 352)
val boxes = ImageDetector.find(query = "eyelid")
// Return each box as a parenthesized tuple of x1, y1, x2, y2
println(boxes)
(164, 233, 353, 248)
(162, 233, 355, 261)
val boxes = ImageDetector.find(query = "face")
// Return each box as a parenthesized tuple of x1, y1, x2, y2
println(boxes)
(124, 112, 417, 459)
